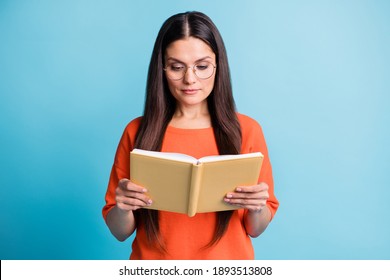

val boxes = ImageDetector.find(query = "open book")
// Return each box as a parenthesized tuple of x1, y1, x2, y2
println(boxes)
(130, 148, 263, 217)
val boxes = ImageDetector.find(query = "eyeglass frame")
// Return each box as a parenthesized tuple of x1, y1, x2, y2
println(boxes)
(163, 61, 217, 81)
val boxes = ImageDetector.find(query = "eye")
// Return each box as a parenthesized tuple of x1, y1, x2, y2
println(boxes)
(195, 63, 210, 71)
(168, 64, 185, 72)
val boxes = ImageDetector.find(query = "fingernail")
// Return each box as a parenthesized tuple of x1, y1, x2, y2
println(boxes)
(236, 187, 242, 192)
(226, 194, 233, 198)
(147, 199, 152, 205)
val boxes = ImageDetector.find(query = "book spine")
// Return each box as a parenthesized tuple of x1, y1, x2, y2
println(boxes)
(187, 163, 203, 217)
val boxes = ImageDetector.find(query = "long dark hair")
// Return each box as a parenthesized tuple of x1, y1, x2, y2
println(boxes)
(134, 11, 242, 249)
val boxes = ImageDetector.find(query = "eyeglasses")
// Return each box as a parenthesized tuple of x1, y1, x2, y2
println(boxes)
(164, 61, 216, 80)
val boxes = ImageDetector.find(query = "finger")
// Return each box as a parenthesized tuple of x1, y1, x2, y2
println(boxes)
(116, 194, 153, 212)
(119, 179, 147, 193)
(224, 198, 267, 214)
(224, 202, 266, 213)
(116, 187, 152, 205)
(226, 191, 269, 200)
(117, 195, 152, 207)
(224, 197, 267, 207)
(236, 182, 268, 193)
(116, 198, 151, 211)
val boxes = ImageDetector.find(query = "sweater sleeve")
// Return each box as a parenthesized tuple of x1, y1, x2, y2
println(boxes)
(102, 117, 141, 221)
(238, 114, 279, 220)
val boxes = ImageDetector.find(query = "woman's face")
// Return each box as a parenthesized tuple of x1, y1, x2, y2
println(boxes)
(164, 37, 216, 109)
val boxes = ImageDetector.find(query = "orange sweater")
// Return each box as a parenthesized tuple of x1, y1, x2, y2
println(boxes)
(103, 113, 279, 259)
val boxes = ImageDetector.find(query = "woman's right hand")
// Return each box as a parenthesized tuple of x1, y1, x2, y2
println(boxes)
(115, 179, 152, 211)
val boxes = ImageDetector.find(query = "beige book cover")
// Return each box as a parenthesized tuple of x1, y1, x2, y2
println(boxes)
(130, 148, 263, 217)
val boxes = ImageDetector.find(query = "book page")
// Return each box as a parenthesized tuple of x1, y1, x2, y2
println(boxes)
(199, 152, 263, 163)
(131, 148, 196, 163)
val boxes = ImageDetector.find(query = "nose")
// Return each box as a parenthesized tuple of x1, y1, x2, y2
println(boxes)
(183, 66, 197, 84)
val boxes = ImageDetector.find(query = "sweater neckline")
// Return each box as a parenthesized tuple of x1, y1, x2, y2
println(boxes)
(166, 125, 213, 134)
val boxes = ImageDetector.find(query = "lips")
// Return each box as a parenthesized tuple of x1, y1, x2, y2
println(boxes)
(182, 88, 199, 95)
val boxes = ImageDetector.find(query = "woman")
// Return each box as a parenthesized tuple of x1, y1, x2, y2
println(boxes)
(102, 11, 279, 259)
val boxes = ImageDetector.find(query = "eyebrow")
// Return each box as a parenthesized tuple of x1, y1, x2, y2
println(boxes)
(165, 56, 214, 64)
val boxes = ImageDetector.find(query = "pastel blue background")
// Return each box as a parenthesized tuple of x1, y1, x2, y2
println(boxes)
(1, 0, 389, 260)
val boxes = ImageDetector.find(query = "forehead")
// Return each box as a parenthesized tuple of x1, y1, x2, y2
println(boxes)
(165, 37, 215, 63)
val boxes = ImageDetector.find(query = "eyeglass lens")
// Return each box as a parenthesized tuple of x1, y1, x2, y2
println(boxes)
(165, 62, 215, 80)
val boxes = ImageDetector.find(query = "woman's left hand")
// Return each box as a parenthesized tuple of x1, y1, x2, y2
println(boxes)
(224, 182, 269, 212)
